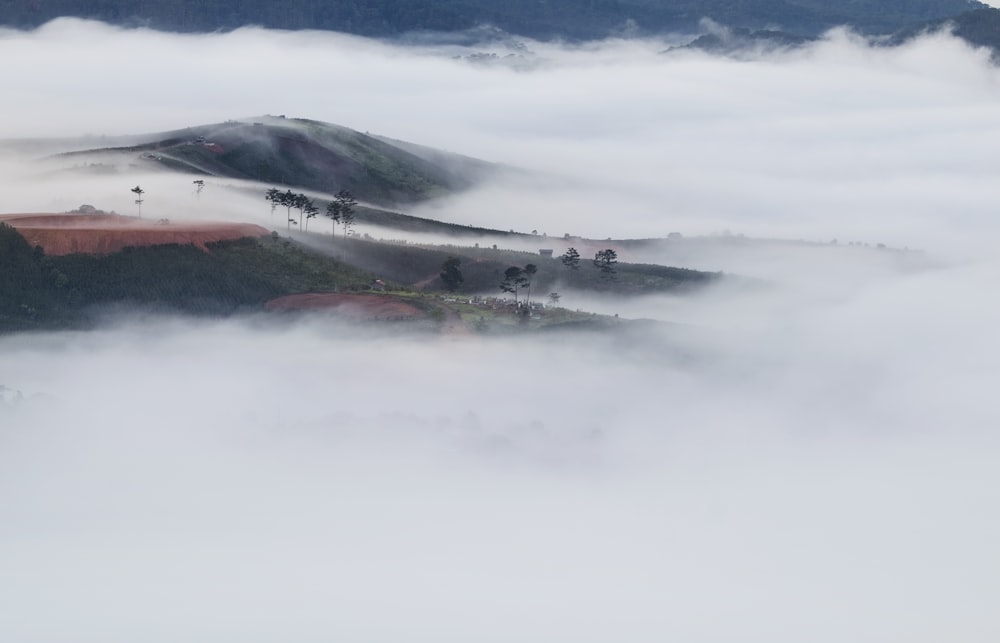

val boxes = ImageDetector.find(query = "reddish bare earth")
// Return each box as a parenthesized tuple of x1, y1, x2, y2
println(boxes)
(265, 293, 425, 320)
(0, 213, 269, 256)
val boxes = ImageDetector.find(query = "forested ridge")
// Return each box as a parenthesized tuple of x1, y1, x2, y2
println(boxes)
(0, 0, 987, 39)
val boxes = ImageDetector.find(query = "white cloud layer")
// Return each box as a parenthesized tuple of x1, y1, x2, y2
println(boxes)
(2, 314, 999, 643)
(1, 20, 999, 252)
(2, 19, 1000, 643)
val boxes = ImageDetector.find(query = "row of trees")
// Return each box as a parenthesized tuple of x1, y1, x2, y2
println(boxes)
(265, 188, 357, 237)
(442, 258, 561, 308)
(498, 249, 616, 304)
(561, 247, 618, 278)
(266, 188, 314, 231)
(441, 248, 617, 303)
(440, 256, 541, 305)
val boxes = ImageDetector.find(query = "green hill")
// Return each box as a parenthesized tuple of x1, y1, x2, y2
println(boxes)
(57, 116, 497, 207)
(310, 235, 719, 294)
(0, 221, 721, 333)
(0, 222, 378, 332)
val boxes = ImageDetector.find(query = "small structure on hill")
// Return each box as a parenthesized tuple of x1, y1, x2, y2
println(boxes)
(538, 248, 553, 257)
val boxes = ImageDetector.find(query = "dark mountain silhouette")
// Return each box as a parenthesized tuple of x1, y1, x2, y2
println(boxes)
(0, 0, 987, 40)
(889, 8, 1000, 60)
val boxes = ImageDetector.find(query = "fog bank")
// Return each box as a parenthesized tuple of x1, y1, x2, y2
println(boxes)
(2, 317, 998, 642)
(2, 18, 1000, 642)
(1, 21, 999, 254)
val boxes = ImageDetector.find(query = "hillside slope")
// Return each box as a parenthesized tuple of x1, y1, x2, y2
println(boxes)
(889, 8, 1000, 59)
(0, 221, 379, 331)
(56, 117, 497, 207)
(0, 219, 722, 333)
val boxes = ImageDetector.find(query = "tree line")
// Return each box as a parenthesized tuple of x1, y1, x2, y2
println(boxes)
(0, 0, 975, 42)
(266, 188, 357, 237)
(561, 246, 618, 278)
(438, 246, 620, 306)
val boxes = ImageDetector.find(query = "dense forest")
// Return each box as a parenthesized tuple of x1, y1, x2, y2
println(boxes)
(0, 0, 988, 39)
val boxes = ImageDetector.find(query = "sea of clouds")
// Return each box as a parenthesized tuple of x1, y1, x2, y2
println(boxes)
(1, 18, 999, 642)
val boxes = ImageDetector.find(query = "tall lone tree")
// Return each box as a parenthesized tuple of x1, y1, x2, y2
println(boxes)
(130, 185, 145, 218)
(593, 249, 618, 279)
(265, 187, 281, 216)
(500, 266, 528, 304)
(303, 200, 319, 232)
(440, 257, 464, 292)
(324, 198, 340, 235)
(561, 247, 580, 270)
(523, 263, 537, 305)
(278, 189, 297, 230)
(338, 190, 357, 239)
(292, 193, 311, 228)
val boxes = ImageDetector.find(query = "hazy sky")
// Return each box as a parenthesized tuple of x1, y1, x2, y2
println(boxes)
(2, 19, 1000, 643)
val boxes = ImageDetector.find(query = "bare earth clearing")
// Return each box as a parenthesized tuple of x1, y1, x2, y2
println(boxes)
(0, 213, 269, 256)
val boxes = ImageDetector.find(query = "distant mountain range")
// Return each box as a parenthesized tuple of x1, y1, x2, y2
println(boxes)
(677, 7, 1000, 59)
(0, 0, 989, 40)
(890, 7, 1000, 56)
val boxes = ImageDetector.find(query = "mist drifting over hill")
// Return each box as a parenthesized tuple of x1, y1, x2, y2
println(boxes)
(2, 19, 999, 252)
(2, 19, 1000, 643)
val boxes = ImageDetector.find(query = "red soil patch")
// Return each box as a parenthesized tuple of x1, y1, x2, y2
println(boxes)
(0, 213, 269, 256)
(265, 293, 424, 320)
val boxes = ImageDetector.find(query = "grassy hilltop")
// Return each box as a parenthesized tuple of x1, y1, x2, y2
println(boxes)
(58, 116, 498, 207)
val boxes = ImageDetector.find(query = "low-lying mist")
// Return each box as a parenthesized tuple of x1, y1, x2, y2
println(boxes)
(2, 313, 998, 642)
(2, 17, 1000, 642)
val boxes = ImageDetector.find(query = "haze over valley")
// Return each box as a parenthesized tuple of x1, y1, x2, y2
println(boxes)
(2, 13, 1000, 642)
